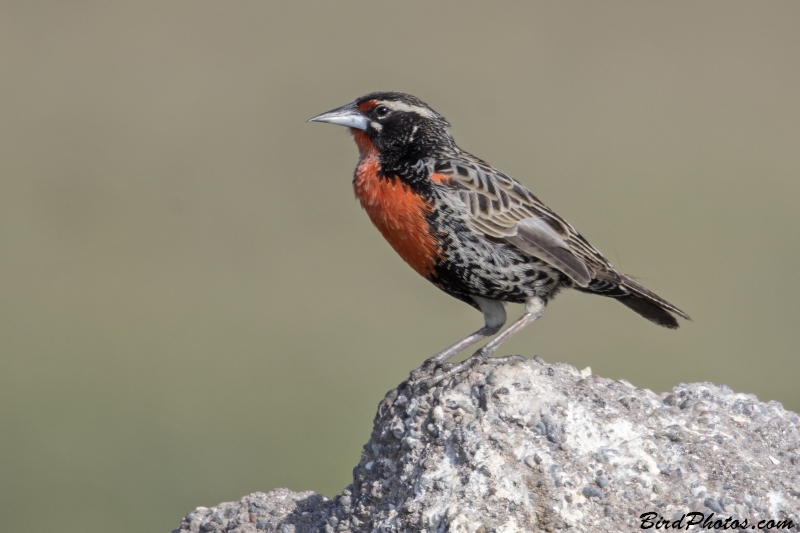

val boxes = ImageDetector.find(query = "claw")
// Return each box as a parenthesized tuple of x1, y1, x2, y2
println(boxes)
(487, 354, 526, 365)
(409, 367, 427, 381)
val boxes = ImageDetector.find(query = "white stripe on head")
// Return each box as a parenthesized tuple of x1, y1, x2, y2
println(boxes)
(381, 100, 437, 119)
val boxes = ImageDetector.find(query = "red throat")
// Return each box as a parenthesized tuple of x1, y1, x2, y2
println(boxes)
(350, 130, 438, 278)
(352, 129, 374, 159)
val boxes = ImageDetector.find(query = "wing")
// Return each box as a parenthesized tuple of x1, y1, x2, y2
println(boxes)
(432, 153, 614, 288)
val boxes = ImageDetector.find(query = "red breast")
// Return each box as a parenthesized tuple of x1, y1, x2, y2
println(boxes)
(351, 130, 438, 278)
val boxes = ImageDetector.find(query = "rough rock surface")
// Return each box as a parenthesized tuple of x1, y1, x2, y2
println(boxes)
(175, 358, 800, 532)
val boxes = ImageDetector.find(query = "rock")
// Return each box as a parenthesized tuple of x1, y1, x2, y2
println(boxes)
(172, 489, 332, 533)
(174, 360, 800, 532)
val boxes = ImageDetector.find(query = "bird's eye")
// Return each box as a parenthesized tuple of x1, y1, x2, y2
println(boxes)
(375, 105, 390, 118)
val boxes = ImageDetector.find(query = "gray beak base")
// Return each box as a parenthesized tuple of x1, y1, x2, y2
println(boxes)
(307, 103, 369, 130)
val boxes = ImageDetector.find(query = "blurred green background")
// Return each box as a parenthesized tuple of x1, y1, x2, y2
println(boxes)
(1, 1, 798, 531)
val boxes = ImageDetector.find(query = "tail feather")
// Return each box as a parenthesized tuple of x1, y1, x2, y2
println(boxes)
(579, 272, 690, 329)
(617, 294, 680, 329)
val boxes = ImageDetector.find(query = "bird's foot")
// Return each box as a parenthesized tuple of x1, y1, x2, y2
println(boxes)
(486, 354, 526, 365)
(407, 359, 464, 391)
(408, 351, 459, 382)
(409, 353, 527, 392)
(408, 360, 437, 382)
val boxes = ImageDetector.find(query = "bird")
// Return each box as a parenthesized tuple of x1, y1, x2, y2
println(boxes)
(308, 92, 689, 383)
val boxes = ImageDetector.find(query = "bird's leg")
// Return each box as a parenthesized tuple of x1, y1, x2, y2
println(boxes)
(427, 297, 546, 386)
(428, 313, 535, 383)
(410, 297, 506, 381)
(475, 297, 545, 361)
(410, 326, 500, 380)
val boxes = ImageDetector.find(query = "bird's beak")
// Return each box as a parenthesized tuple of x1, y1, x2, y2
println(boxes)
(307, 102, 369, 130)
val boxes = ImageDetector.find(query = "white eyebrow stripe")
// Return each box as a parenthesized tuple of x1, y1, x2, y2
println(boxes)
(381, 101, 437, 118)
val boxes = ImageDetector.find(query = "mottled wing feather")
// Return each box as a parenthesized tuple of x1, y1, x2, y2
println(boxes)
(507, 218, 592, 286)
(434, 154, 608, 287)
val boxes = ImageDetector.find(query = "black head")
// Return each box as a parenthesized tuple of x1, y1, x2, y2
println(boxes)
(309, 92, 454, 167)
